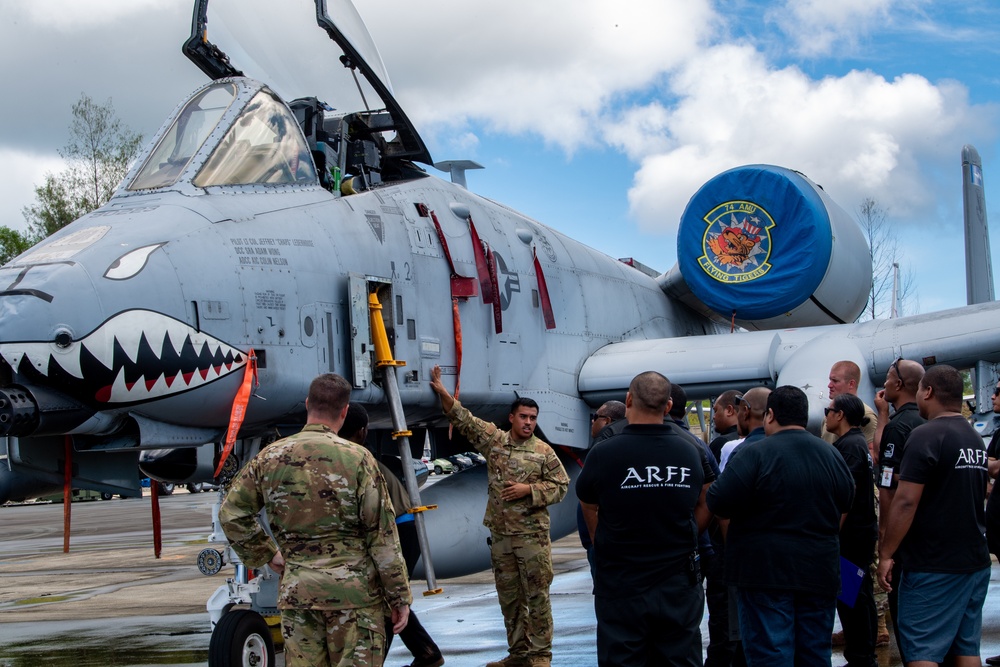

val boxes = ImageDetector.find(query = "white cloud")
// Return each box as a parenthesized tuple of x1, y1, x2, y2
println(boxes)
(603, 103, 674, 161)
(0, 149, 65, 233)
(444, 131, 480, 156)
(359, 0, 718, 152)
(6, 0, 172, 31)
(769, 0, 901, 57)
(624, 44, 998, 237)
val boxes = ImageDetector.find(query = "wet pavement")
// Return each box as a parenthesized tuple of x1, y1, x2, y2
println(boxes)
(3, 492, 1000, 666)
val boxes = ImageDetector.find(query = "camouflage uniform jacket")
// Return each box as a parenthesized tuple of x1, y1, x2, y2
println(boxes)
(219, 423, 412, 611)
(446, 400, 569, 535)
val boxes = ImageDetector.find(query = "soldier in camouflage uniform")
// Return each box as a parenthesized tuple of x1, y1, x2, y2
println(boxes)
(430, 365, 569, 667)
(219, 373, 411, 667)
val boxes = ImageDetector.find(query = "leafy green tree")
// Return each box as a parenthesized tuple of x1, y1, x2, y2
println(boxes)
(22, 94, 143, 239)
(0, 227, 35, 265)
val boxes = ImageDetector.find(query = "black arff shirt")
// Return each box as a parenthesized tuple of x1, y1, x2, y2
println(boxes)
(895, 416, 989, 573)
(576, 422, 715, 597)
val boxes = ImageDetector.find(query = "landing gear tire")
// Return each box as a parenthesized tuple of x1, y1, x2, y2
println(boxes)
(209, 609, 275, 667)
(100, 492, 114, 501)
(158, 482, 175, 495)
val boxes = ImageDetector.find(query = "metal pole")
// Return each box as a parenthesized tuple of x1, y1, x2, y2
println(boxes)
(369, 292, 441, 594)
(891, 262, 900, 319)
(382, 367, 439, 593)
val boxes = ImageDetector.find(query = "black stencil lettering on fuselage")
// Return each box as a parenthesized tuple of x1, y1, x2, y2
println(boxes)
(255, 290, 286, 311)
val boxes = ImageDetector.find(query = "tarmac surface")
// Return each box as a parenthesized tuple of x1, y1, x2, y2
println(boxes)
(2, 486, 1000, 666)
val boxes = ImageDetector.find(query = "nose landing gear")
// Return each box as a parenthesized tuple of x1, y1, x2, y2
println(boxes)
(209, 608, 276, 667)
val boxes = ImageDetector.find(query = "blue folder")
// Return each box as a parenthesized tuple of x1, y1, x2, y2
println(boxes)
(838, 557, 865, 607)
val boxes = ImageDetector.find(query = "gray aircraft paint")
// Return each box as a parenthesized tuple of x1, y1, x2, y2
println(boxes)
(0, 0, 997, 581)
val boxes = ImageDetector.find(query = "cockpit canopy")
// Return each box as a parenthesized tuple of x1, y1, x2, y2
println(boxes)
(194, 89, 316, 187)
(128, 80, 317, 191)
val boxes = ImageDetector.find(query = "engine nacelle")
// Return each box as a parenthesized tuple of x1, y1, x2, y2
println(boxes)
(660, 165, 872, 331)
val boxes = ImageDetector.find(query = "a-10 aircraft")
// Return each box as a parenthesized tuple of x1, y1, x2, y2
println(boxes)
(1, 0, 998, 586)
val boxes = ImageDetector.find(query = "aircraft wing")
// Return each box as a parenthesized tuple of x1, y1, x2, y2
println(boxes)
(579, 300, 1000, 433)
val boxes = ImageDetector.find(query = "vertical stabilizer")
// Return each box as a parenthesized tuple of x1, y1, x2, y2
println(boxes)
(962, 145, 999, 437)
(963, 145, 994, 304)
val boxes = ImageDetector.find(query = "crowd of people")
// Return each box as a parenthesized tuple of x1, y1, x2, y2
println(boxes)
(214, 359, 997, 667)
(578, 360, 994, 667)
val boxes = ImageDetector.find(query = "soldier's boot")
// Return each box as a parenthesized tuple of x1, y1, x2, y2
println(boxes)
(485, 656, 528, 667)
(876, 611, 890, 646)
(526, 659, 550, 667)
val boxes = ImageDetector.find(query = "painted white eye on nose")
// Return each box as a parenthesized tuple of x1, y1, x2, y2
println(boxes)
(104, 243, 165, 280)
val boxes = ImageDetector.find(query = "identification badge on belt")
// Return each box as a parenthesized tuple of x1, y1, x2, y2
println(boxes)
(879, 466, 894, 488)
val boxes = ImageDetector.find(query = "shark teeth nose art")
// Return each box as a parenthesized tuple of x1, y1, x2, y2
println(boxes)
(0, 310, 246, 405)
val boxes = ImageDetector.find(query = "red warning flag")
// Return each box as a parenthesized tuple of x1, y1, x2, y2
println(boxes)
(214, 350, 258, 478)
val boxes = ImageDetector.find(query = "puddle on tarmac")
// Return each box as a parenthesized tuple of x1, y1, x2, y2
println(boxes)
(0, 648, 206, 667)
(0, 628, 210, 667)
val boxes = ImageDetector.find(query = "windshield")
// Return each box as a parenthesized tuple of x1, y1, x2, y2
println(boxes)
(129, 83, 237, 190)
(194, 89, 317, 187)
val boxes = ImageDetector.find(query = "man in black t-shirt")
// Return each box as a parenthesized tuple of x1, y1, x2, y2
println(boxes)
(577, 371, 714, 667)
(877, 365, 990, 667)
(872, 357, 924, 661)
(591, 400, 626, 442)
(983, 380, 1000, 559)
(667, 383, 734, 667)
(874, 358, 926, 510)
(700, 388, 747, 667)
(980, 380, 1000, 667)
(709, 389, 742, 464)
(723, 387, 770, 466)
(707, 385, 854, 667)
(825, 394, 878, 667)
(579, 400, 627, 574)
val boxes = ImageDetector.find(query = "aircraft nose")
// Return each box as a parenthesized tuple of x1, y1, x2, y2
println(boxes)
(0, 258, 102, 374)
(0, 252, 117, 423)
(0, 259, 102, 331)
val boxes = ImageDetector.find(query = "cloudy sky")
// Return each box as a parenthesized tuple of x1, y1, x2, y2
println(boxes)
(1, 0, 998, 315)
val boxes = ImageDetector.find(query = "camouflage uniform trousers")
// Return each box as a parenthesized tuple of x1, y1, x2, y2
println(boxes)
(490, 530, 555, 662)
(281, 603, 387, 667)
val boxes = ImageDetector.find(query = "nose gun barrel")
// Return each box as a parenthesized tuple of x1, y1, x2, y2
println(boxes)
(0, 387, 39, 437)
(0, 385, 98, 438)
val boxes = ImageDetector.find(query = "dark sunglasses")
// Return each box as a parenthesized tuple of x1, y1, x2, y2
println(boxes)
(591, 413, 611, 422)
(891, 357, 905, 388)
(824, 407, 841, 416)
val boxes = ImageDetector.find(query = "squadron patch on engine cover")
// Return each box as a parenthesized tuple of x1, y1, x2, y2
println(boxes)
(697, 201, 774, 283)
